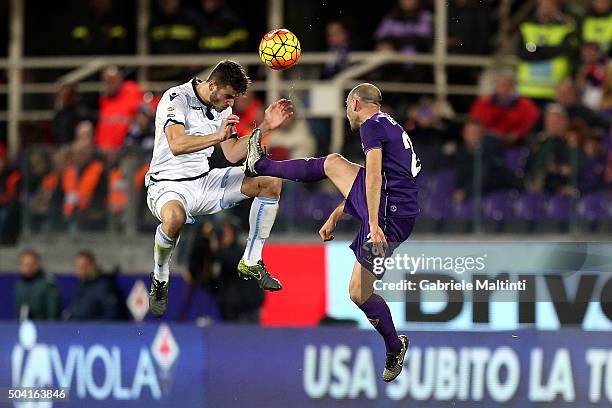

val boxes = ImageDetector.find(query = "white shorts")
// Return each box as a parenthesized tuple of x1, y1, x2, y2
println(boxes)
(146, 167, 248, 224)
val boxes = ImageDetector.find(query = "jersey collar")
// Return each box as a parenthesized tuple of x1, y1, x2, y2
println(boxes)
(191, 77, 215, 120)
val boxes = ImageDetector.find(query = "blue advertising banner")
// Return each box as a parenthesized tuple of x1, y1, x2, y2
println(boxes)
(206, 326, 612, 407)
(0, 322, 206, 407)
(1, 322, 612, 407)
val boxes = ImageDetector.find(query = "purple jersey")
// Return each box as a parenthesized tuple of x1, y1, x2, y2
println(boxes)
(360, 111, 420, 217)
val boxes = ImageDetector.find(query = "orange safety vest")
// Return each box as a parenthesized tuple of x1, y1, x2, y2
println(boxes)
(134, 163, 149, 193)
(107, 163, 150, 214)
(41, 173, 59, 193)
(95, 81, 144, 149)
(62, 160, 105, 216)
(0, 170, 21, 205)
(108, 167, 128, 214)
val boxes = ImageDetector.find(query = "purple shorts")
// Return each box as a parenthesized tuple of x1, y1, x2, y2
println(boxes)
(344, 168, 416, 277)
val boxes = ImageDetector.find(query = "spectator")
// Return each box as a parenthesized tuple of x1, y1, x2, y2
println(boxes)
(603, 61, 612, 116)
(555, 79, 611, 130)
(14, 249, 61, 321)
(125, 103, 156, 152)
(64, 0, 130, 55)
(233, 92, 264, 137)
(579, 130, 607, 192)
(30, 147, 70, 231)
(517, 0, 577, 101)
(24, 150, 51, 200)
(525, 103, 571, 192)
(576, 42, 608, 110)
(453, 119, 519, 203)
(65, 250, 125, 321)
(580, 0, 611, 57)
(0, 143, 21, 244)
(405, 97, 455, 172)
(321, 21, 351, 79)
(64, 121, 108, 230)
(210, 219, 263, 322)
(375, 0, 433, 55)
(53, 84, 94, 145)
(469, 70, 540, 146)
(150, 0, 200, 54)
(149, 0, 202, 80)
(373, 0, 433, 83)
(95, 66, 144, 151)
(197, 0, 249, 53)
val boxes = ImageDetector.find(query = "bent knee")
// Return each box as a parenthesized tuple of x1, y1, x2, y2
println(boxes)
(349, 284, 366, 305)
(324, 153, 345, 174)
(162, 206, 186, 236)
(259, 176, 282, 199)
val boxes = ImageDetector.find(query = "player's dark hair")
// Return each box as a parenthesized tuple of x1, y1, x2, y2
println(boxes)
(19, 248, 40, 260)
(76, 250, 97, 265)
(207, 60, 251, 95)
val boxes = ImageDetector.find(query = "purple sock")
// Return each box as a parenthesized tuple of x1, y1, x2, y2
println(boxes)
(254, 156, 327, 182)
(358, 294, 402, 354)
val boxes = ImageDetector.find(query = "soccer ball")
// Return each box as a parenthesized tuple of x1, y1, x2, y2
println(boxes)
(258, 29, 301, 70)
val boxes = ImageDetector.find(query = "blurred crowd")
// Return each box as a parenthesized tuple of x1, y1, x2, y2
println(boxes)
(0, 0, 611, 244)
(14, 218, 264, 322)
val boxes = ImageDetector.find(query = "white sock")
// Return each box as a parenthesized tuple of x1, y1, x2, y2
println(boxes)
(243, 197, 279, 265)
(154, 224, 178, 282)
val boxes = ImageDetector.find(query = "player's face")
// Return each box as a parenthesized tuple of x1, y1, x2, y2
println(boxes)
(210, 84, 238, 112)
(345, 96, 359, 131)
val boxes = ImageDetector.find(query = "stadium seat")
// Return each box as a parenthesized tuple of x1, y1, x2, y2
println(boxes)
(514, 192, 546, 222)
(483, 191, 514, 222)
(545, 194, 572, 222)
(577, 192, 608, 224)
(422, 171, 454, 221)
(504, 147, 529, 177)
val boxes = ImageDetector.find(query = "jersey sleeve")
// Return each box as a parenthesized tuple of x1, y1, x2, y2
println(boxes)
(161, 90, 188, 130)
(360, 119, 385, 153)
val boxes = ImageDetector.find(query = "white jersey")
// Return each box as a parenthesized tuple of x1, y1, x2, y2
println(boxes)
(146, 78, 233, 184)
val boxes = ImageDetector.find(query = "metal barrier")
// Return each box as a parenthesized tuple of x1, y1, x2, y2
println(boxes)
(0, 0, 520, 157)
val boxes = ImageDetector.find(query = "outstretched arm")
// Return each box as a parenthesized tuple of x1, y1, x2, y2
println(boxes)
(365, 148, 387, 255)
(220, 99, 294, 163)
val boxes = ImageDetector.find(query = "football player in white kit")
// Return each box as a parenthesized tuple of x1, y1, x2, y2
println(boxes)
(146, 60, 293, 317)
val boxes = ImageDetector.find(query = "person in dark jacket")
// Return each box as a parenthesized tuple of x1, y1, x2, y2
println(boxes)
(453, 119, 520, 203)
(63, 0, 131, 55)
(14, 249, 61, 321)
(211, 220, 264, 323)
(555, 79, 611, 131)
(149, 0, 202, 80)
(197, 0, 248, 53)
(65, 250, 124, 321)
(186, 219, 263, 322)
